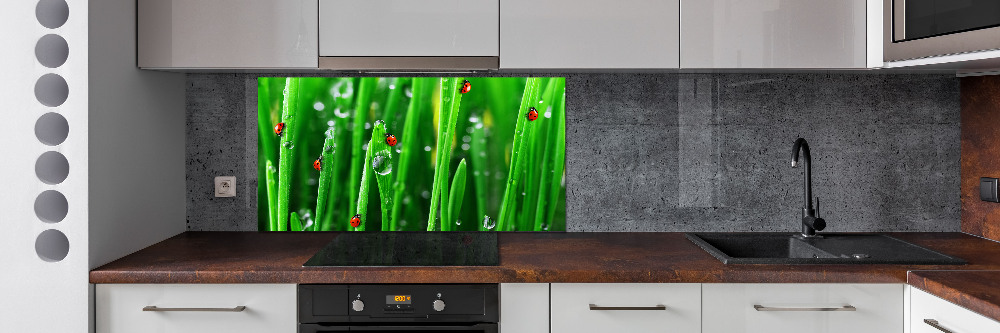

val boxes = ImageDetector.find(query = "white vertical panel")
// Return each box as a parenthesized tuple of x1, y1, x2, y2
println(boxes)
(0, 0, 89, 331)
(501, 0, 680, 69)
(911, 287, 1000, 333)
(88, 0, 186, 271)
(681, 0, 869, 68)
(500, 284, 549, 333)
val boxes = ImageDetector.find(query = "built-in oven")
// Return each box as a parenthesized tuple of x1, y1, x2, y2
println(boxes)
(884, 0, 1000, 61)
(299, 284, 498, 333)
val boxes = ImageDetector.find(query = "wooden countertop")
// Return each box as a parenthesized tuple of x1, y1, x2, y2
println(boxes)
(908, 270, 1000, 323)
(90, 231, 1000, 284)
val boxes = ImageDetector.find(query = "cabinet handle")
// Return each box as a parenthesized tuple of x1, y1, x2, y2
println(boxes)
(589, 304, 667, 311)
(143, 306, 247, 312)
(753, 305, 856, 312)
(924, 319, 955, 333)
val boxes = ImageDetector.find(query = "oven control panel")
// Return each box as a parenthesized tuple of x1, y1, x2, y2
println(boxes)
(299, 284, 498, 323)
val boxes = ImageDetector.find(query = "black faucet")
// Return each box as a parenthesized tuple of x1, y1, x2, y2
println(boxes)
(791, 138, 825, 237)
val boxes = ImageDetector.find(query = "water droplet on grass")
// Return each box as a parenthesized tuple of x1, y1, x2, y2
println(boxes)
(313, 102, 325, 111)
(334, 108, 349, 118)
(283, 142, 294, 149)
(483, 216, 496, 230)
(424, 146, 432, 152)
(455, 219, 462, 226)
(373, 153, 392, 175)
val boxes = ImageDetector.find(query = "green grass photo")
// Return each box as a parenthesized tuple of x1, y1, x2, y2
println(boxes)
(258, 77, 566, 232)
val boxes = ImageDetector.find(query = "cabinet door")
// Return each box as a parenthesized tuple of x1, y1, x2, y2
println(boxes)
(96, 284, 297, 333)
(500, 284, 549, 333)
(319, 0, 499, 57)
(138, 0, 318, 69)
(550, 283, 700, 333)
(501, 0, 680, 69)
(911, 287, 1000, 333)
(681, 0, 868, 68)
(702, 283, 903, 333)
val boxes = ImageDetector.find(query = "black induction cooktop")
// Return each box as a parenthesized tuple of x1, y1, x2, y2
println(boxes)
(303, 232, 499, 267)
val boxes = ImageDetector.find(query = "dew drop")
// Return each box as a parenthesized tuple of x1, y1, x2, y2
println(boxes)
(404, 86, 413, 98)
(364, 122, 372, 130)
(461, 144, 470, 150)
(334, 108, 349, 118)
(313, 102, 325, 111)
(483, 216, 496, 230)
(424, 146, 432, 152)
(421, 191, 431, 199)
(455, 219, 462, 226)
(283, 142, 294, 149)
(372, 153, 393, 176)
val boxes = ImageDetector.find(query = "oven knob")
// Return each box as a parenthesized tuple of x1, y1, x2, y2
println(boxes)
(352, 299, 365, 312)
(432, 299, 446, 312)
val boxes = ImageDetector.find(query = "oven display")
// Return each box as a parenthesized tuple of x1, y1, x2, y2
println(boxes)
(386, 295, 412, 304)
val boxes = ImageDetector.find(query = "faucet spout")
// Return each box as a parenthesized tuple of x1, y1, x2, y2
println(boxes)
(791, 138, 825, 237)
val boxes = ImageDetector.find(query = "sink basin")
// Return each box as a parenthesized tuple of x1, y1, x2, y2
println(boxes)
(686, 233, 966, 265)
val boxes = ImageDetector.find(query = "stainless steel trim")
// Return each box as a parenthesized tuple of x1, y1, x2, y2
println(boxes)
(318, 57, 499, 71)
(884, 0, 1000, 62)
(589, 304, 667, 311)
(924, 319, 955, 333)
(753, 305, 856, 312)
(142, 306, 247, 312)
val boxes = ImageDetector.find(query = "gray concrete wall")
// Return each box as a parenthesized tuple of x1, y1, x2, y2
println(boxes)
(186, 73, 960, 232)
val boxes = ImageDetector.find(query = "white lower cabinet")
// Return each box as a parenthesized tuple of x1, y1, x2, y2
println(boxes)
(550, 283, 701, 333)
(95, 284, 297, 333)
(910, 287, 1000, 333)
(702, 284, 903, 333)
(500, 284, 549, 333)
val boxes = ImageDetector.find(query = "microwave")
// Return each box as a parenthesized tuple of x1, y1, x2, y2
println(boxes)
(884, 0, 1000, 62)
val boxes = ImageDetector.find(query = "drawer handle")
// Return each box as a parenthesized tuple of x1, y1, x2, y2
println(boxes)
(589, 304, 667, 311)
(753, 305, 856, 312)
(143, 306, 247, 312)
(924, 319, 955, 333)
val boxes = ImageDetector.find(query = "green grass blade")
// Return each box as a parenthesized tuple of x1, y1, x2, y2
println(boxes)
(469, 118, 488, 225)
(427, 77, 465, 231)
(257, 79, 277, 230)
(277, 77, 301, 231)
(349, 78, 377, 217)
(265, 160, 278, 231)
(368, 121, 394, 231)
(381, 78, 408, 131)
(315, 128, 336, 231)
(521, 78, 556, 230)
(546, 87, 567, 228)
(389, 78, 426, 230)
(290, 212, 303, 231)
(445, 159, 467, 231)
(534, 79, 565, 230)
(353, 120, 389, 231)
(497, 78, 543, 231)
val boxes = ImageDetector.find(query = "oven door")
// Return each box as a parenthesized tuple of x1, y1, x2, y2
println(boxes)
(885, 0, 1000, 61)
(300, 323, 498, 333)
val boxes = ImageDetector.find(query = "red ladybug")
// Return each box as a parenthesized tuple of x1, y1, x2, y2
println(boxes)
(460, 80, 471, 94)
(350, 214, 362, 228)
(274, 122, 286, 137)
(313, 156, 322, 171)
(385, 133, 397, 147)
(527, 107, 539, 121)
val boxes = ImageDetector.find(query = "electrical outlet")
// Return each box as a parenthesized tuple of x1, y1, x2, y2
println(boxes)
(215, 176, 236, 197)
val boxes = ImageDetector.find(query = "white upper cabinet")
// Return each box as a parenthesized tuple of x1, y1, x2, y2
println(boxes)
(500, 0, 680, 69)
(681, 0, 875, 68)
(319, 0, 499, 57)
(137, 0, 318, 69)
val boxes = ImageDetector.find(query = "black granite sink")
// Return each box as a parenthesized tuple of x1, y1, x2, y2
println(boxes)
(686, 233, 966, 265)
